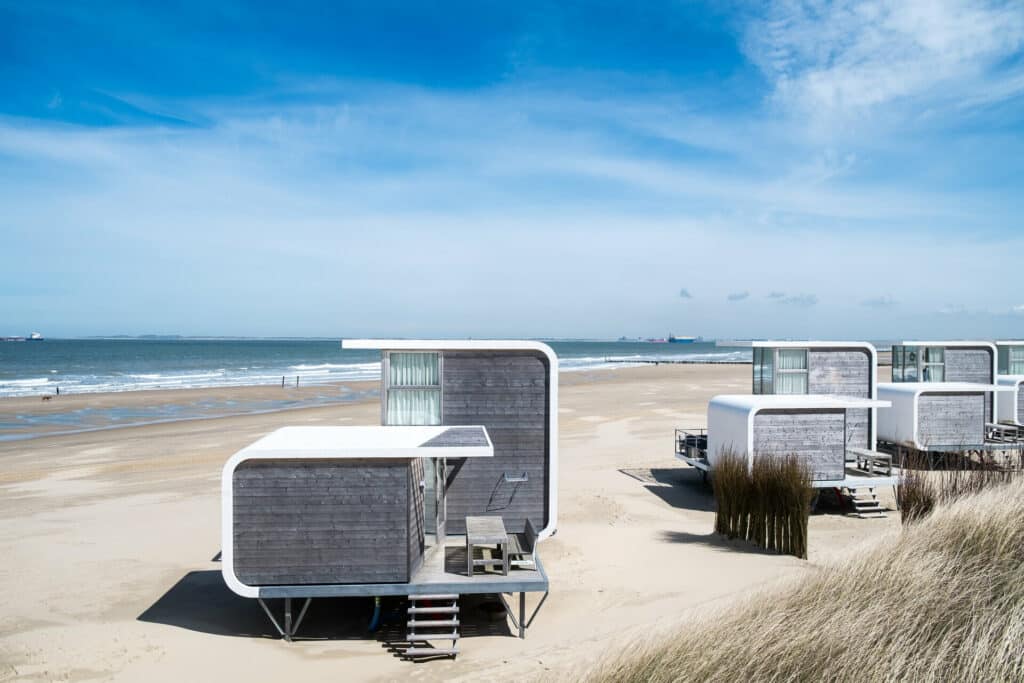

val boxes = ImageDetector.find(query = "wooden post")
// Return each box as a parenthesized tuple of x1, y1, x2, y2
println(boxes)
(281, 376, 285, 388)
(296, 375, 299, 387)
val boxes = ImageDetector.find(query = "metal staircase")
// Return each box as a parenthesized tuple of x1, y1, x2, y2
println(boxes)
(404, 594, 460, 658)
(846, 487, 886, 518)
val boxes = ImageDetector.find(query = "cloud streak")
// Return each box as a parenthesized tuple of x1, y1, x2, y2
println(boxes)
(862, 296, 897, 309)
(744, 0, 1024, 120)
(727, 291, 750, 302)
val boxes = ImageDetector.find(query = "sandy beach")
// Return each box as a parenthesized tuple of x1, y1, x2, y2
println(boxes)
(0, 365, 900, 682)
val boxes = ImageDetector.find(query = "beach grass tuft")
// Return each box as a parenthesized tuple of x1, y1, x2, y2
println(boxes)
(897, 447, 1023, 524)
(712, 451, 813, 559)
(583, 477, 1024, 683)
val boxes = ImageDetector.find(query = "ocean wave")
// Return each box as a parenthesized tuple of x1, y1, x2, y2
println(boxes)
(289, 362, 379, 371)
(560, 350, 749, 371)
(0, 377, 52, 387)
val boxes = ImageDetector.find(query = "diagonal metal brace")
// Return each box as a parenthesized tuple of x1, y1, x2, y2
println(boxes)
(498, 591, 549, 639)
(257, 597, 312, 642)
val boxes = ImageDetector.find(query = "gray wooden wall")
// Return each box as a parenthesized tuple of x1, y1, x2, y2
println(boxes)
(917, 393, 986, 447)
(807, 348, 871, 449)
(946, 347, 993, 421)
(232, 459, 412, 586)
(753, 409, 846, 481)
(440, 351, 549, 535)
(945, 347, 993, 383)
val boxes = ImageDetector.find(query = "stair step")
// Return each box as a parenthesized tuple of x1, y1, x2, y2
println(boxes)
(411, 594, 459, 601)
(856, 512, 887, 518)
(408, 631, 461, 640)
(407, 619, 459, 628)
(408, 606, 459, 615)
(404, 647, 459, 657)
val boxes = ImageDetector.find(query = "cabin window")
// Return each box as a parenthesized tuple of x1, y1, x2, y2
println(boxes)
(774, 349, 808, 394)
(1000, 346, 1024, 375)
(893, 346, 919, 382)
(753, 347, 775, 394)
(921, 346, 945, 382)
(385, 352, 441, 425)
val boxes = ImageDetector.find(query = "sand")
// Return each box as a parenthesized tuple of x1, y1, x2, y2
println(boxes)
(0, 365, 900, 682)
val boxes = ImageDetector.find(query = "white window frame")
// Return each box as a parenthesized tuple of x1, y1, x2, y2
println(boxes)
(773, 348, 809, 395)
(920, 346, 945, 382)
(382, 350, 443, 425)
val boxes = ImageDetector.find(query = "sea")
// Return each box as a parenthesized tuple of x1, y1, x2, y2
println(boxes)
(0, 338, 750, 397)
(0, 338, 750, 441)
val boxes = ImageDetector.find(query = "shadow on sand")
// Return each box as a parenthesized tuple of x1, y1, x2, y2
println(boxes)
(657, 530, 780, 555)
(619, 466, 715, 512)
(138, 570, 512, 653)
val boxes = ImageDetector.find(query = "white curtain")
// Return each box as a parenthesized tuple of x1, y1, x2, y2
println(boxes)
(777, 349, 807, 370)
(387, 389, 441, 425)
(389, 352, 439, 386)
(775, 349, 807, 394)
(775, 372, 808, 394)
(387, 352, 441, 424)
(1011, 348, 1024, 375)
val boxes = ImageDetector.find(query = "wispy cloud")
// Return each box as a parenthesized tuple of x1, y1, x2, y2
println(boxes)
(679, 288, 693, 299)
(744, 0, 1024, 121)
(862, 296, 897, 309)
(778, 290, 819, 307)
(1012, 304, 1024, 316)
(937, 303, 970, 316)
(727, 291, 750, 302)
(769, 292, 819, 307)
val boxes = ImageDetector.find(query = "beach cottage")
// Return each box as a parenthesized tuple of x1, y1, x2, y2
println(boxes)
(996, 341, 1024, 429)
(749, 341, 878, 450)
(222, 340, 557, 654)
(703, 394, 892, 485)
(881, 341, 1001, 449)
(676, 393, 897, 517)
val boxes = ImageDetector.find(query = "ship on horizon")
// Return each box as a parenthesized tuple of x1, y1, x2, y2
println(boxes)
(2, 332, 44, 342)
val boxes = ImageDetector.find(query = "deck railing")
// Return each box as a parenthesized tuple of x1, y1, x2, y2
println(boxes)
(675, 428, 708, 461)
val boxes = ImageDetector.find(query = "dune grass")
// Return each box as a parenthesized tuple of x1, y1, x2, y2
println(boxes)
(897, 447, 1023, 523)
(584, 478, 1024, 683)
(712, 452, 814, 559)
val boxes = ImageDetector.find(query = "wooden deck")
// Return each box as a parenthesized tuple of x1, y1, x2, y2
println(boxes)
(258, 542, 548, 599)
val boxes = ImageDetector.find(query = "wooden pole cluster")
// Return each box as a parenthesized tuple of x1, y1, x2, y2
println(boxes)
(712, 452, 814, 559)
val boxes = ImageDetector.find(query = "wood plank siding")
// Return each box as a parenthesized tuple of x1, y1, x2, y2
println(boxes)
(807, 349, 871, 449)
(232, 459, 412, 585)
(945, 347, 994, 421)
(753, 409, 846, 481)
(917, 393, 986, 447)
(440, 351, 549, 535)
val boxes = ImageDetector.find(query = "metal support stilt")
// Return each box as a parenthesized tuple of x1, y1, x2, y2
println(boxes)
(519, 592, 525, 639)
(284, 598, 293, 642)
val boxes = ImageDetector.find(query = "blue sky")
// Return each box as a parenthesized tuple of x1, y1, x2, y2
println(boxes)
(1, 1, 1023, 339)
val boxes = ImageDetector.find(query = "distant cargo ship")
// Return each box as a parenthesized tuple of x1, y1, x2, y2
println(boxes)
(2, 332, 44, 342)
(642, 335, 700, 344)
